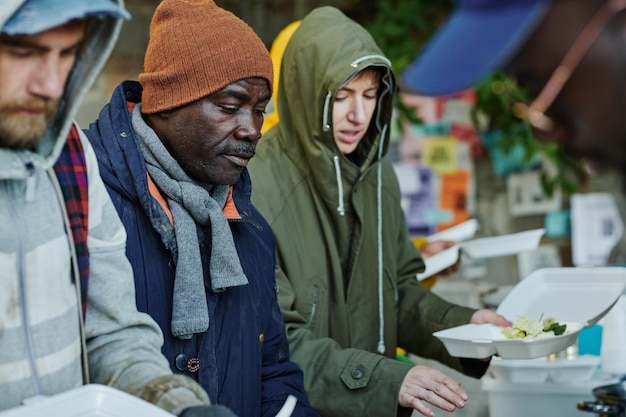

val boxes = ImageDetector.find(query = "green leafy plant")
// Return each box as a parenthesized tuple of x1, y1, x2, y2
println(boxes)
(472, 71, 587, 196)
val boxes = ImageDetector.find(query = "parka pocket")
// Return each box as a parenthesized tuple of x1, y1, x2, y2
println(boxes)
(299, 274, 328, 332)
(305, 283, 321, 329)
(385, 270, 399, 304)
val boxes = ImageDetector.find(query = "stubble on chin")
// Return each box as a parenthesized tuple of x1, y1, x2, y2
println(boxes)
(0, 99, 57, 150)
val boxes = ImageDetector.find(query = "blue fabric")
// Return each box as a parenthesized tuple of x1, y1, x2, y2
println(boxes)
(84, 81, 319, 417)
(401, 0, 551, 96)
(3, 0, 129, 35)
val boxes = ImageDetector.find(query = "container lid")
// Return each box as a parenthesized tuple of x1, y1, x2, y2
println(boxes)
(417, 244, 459, 280)
(460, 228, 545, 259)
(427, 218, 479, 242)
(496, 267, 626, 325)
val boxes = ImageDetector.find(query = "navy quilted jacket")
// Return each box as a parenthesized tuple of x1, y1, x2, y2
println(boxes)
(84, 80, 318, 417)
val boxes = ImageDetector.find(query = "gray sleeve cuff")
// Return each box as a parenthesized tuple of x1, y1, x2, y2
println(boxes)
(127, 374, 211, 416)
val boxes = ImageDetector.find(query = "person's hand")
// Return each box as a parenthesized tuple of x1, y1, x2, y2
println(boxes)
(470, 309, 511, 327)
(398, 365, 468, 417)
(467, 309, 512, 361)
(179, 405, 237, 417)
(420, 240, 460, 276)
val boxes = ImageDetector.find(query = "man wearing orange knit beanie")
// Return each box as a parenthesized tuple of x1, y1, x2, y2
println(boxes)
(84, 0, 320, 416)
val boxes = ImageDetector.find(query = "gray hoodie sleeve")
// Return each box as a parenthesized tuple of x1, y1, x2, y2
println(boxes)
(79, 131, 210, 415)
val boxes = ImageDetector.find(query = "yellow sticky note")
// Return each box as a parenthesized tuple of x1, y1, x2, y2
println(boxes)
(421, 136, 457, 175)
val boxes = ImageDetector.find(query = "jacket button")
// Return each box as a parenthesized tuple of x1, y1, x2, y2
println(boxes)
(175, 353, 200, 373)
(351, 366, 364, 379)
(259, 333, 264, 343)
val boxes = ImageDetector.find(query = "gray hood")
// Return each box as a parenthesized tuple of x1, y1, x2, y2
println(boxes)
(0, 0, 128, 179)
(0, 1, 23, 28)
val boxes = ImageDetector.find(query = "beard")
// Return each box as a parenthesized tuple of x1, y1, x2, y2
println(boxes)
(0, 98, 58, 149)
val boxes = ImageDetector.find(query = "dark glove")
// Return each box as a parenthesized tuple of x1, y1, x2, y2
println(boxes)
(179, 405, 238, 417)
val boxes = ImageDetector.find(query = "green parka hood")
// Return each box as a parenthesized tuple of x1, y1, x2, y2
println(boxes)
(274, 6, 396, 188)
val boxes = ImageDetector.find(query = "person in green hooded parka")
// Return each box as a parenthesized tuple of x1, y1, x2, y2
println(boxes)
(248, 6, 511, 417)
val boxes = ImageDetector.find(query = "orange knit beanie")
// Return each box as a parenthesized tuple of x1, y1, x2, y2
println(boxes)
(139, 0, 273, 114)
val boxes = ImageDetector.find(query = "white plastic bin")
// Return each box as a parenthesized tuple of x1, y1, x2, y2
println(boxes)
(481, 376, 617, 417)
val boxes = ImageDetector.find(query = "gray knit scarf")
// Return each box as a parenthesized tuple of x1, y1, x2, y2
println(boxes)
(132, 104, 248, 340)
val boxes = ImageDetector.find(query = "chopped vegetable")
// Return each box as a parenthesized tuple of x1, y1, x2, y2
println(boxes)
(544, 321, 567, 336)
(502, 316, 567, 339)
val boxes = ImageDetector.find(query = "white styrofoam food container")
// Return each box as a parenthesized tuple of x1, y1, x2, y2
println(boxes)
(0, 384, 175, 417)
(0, 385, 299, 417)
(417, 244, 459, 281)
(460, 228, 545, 259)
(481, 375, 618, 417)
(416, 219, 479, 280)
(433, 321, 584, 359)
(427, 219, 479, 242)
(433, 267, 626, 359)
(487, 355, 601, 383)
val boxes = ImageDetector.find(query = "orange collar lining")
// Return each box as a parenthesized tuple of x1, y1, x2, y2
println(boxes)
(146, 173, 241, 225)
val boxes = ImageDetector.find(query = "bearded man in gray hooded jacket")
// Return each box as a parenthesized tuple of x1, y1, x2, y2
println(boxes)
(0, 1, 234, 416)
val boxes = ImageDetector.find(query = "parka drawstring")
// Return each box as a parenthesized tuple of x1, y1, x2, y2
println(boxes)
(323, 92, 333, 131)
(332, 156, 345, 216)
(376, 124, 387, 354)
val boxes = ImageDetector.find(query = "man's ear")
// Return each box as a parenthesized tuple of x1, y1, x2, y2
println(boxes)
(141, 111, 170, 139)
